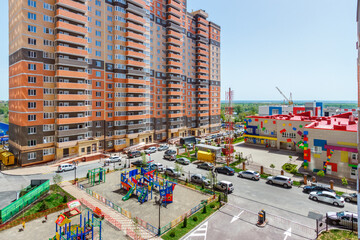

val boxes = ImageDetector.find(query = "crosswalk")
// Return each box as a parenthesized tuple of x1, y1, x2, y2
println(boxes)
(184, 221, 208, 240)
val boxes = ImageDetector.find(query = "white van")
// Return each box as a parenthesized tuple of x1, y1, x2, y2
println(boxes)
(57, 163, 76, 172)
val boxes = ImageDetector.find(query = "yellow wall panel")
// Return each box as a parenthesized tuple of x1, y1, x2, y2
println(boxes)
(341, 151, 349, 163)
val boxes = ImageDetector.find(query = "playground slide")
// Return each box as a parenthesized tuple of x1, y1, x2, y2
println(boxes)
(122, 186, 135, 201)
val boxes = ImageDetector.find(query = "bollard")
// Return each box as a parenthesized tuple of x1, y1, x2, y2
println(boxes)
(242, 162, 245, 171)
(260, 166, 264, 175)
(329, 180, 334, 190)
(304, 175, 307, 185)
(281, 170, 284, 175)
(312, 176, 316, 183)
(177, 148, 179, 155)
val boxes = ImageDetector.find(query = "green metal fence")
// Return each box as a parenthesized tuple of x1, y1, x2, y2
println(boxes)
(0, 180, 50, 223)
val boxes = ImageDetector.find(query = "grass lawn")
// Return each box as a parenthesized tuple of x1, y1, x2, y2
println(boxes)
(162, 202, 221, 240)
(15, 193, 65, 219)
(318, 229, 357, 240)
(232, 137, 244, 144)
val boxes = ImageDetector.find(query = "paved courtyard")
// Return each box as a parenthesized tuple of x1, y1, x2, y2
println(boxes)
(234, 142, 303, 171)
(81, 171, 209, 228)
(0, 208, 127, 240)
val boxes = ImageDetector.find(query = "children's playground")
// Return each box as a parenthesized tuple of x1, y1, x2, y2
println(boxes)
(83, 168, 208, 228)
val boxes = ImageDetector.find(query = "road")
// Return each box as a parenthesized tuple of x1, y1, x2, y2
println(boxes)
(0, 146, 357, 239)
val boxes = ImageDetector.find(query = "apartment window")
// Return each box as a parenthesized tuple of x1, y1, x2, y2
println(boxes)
(96, 72, 101, 77)
(43, 124, 54, 131)
(95, 40, 101, 47)
(28, 152, 36, 160)
(28, 38, 36, 45)
(107, 6, 112, 12)
(43, 39, 54, 46)
(43, 15, 54, 22)
(28, 25, 36, 33)
(95, 10, 101, 16)
(28, 140, 37, 147)
(43, 3, 54, 10)
(28, 0, 36, 7)
(28, 76, 36, 83)
(43, 148, 55, 156)
(96, 112, 101, 117)
(28, 102, 36, 109)
(28, 12, 36, 20)
(96, 31, 101, 36)
(43, 88, 54, 94)
(95, 51, 101, 57)
(28, 89, 36, 96)
(43, 136, 55, 143)
(43, 64, 54, 70)
(96, 92, 101, 97)
(28, 115, 36, 121)
(28, 127, 36, 135)
(96, 102, 101, 107)
(44, 112, 54, 119)
(43, 27, 53, 34)
(95, 20, 101, 27)
(95, 0, 101, 6)
(43, 52, 54, 59)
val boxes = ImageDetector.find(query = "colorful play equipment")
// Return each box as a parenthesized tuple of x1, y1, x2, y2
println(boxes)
(323, 149, 334, 172)
(88, 168, 106, 187)
(51, 210, 102, 240)
(121, 168, 176, 204)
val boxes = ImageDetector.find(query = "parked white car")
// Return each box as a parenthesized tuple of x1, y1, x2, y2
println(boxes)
(214, 180, 234, 193)
(57, 163, 76, 172)
(105, 156, 121, 163)
(238, 170, 260, 181)
(309, 191, 345, 207)
(266, 175, 293, 188)
(191, 174, 210, 186)
(144, 147, 157, 154)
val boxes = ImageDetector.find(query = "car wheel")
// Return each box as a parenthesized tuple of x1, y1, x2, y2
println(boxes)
(227, 172, 230, 175)
(345, 198, 351, 203)
(252, 177, 256, 180)
(239, 174, 243, 178)
(312, 197, 318, 201)
(333, 202, 339, 207)
(268, 180, 273, 185)
(197, 165, 200, 168)
(283, 184, 288, 188)
(331, 220, 339, 225)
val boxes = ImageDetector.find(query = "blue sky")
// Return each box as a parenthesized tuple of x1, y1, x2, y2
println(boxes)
(0, 0, 357, 101)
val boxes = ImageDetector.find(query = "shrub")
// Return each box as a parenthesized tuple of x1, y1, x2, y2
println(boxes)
(169, 230, 176, 238)
(107, 168, 110, 173)
(38, 201, 47, 212)
(210, 203, 215, 209)
(342, 177, 348, 186)
(201, 182, 205, 189)
(317, 170, 325, 177)
(218, 194, 222, 203)
(182, 216, 187, 228)
(63, 195, 68, 203)
(192, 216, 198, 221)
(202, 205, 207, 214)
(86, 172, 89, 179)
(270, 164, 275, 169)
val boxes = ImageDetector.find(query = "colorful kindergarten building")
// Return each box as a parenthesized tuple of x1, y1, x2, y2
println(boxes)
(9, 0, 221, 165)
(258, 101, 323, 117)
(244, 112, 358, 179)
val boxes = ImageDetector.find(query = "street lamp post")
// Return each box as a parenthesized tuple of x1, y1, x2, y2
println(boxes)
(73, 160, 78, 185)
(155, 196, 163, 236)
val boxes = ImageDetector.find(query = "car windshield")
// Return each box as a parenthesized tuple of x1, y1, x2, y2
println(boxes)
(337, 212, 345, 217)
(335, 195, 341, 199)
(225, 167, 234, 171)
(202, 176, 207, 180)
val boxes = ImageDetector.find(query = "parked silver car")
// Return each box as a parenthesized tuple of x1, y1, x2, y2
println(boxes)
(309, 191, 345, 207)
(57, 163, 76, 172)
(164, 153, 176, 161)
(266, 175, 293, 188)
(164, 167, 181, 177)
(326, 211, 358, 230)
(191, 174, 210, 186)
(342, 193, 357, 203)
(175, 157, 190, 165)
(214, 180, 234, 193)
(144, 147, 157, 154)
(105, 156, 121, 163)
(238, 170, 260, 181)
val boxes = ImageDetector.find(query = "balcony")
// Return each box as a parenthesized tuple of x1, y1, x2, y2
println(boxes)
(125, 22, 146, 33)
(126, 69, 146, 76)
(56, 21, 86, 34)
(168, 98, 182, 103)
(127, 0, 145, 8)
(168, 113, 182, 118)
(167, 7, 181, 18)
(126, 41, 146, 50)
(167, 37, 182, 46)
(198, 94, 209, 98)
(167, 30, 182, 39)
(167, 0, 182, 11)
(56, 106, 87, 112)
(56, 70, 87, 79)
(167, 83, 181, 88)
(125, 88, 147, 93)
(167, 61, 181, 67)
(196, 49, 208, 56)
(127, 123, 146, 130)
(56, 94, 88, 101)
(196, 30, 207, 38)
(197, 87, 208, 92)
(56, 82, 88, 89)
(199, 107, 208, 111)
(196, 55, 208, 62)
(57, 128, 88, 137)
(168, 68, 182, 74)
(168, 105, 182, 110)
(196, 75, 208, 80)
(196, 35, 209, 44)
(56, 58, 87, 68)
(198, 112, 209, 117)
(126, 106, 145, 111)
(167, 45, 181, 53)
(56, 46, 87, 56)
(166, 75, 182, 81)
(125, 97, 147, 102)
(166, 22, 182, 32)
(127, 3, 145, 16)
(197, 24, 208, 32)
(126, 13, 146, 24)
(56, 117, 88, 125)
(198, 100, 209, 104)
(56, 0, 86, 12)
(56, 9, 87, 23)
(167, 14, 181, 23)
(166, 53, 181, 60)
(126, 115, 148, 121)
(125, 79, 146, 85)
(125, 50, 145, 59)
(197, 68, 209, 74)
(198, 17, 208, 25)
(196, 43, 209, 50)
(168, 90, 182, 96)
(126, 60, 146, 67)
(196, 62, 208, 67)
(56, 34, 86, 46)
(125, 32, 146, 42)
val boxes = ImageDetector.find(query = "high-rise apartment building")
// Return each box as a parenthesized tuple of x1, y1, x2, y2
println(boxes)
(9, 0, 221, 166)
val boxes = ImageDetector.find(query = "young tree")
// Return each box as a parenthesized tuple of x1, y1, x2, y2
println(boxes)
(270, 164, 275, 175)
(141, 152, 147, 166)
(174, 163, 184, 175)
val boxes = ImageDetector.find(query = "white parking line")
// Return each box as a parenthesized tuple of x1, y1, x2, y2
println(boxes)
(185, 221, 208, 240)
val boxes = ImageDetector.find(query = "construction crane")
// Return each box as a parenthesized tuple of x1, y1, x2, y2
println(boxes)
(276, 87, 293, 105)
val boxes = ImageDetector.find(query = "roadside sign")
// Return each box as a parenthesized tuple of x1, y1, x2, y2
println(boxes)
(67, 200, 81, 210)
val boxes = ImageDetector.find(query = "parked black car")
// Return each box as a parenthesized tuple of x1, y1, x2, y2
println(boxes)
(215, 166, 235, 176)
(131, 160, 148, 167)
(127, 151, 141, 158)
(303, 185, 335, 194)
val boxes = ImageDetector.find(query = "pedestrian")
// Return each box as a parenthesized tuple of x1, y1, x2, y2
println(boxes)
(22, 221, 25, 231)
